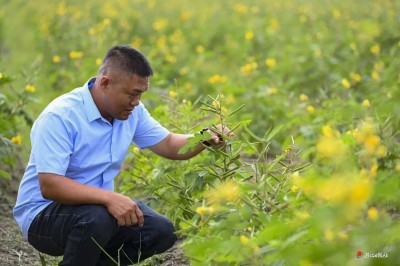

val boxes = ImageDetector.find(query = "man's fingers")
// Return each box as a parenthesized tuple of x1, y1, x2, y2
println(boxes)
(213, 135, 220, 144)
(117, 216, 125, 226)
(129, 211, 137, 226)
(135, 206, 144, 227)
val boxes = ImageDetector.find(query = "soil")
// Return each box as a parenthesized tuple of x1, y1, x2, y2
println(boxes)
(0, 179, 189, 266)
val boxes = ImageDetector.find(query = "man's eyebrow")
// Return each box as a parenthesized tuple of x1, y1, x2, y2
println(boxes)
(129, 88, 148, 94)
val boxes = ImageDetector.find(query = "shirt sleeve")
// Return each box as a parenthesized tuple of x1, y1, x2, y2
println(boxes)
(132, 103, 170, 149)
(31, 113, 73, 176)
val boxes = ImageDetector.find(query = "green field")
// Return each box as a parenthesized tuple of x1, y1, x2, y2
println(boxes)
(1, 0, 400, 265)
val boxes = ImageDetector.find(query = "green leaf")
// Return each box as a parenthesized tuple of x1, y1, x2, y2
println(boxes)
(0, 170, 11, 180)
(227, 104, 246, 117)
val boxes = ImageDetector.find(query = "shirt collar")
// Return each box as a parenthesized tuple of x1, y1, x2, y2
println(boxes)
(81, 77, 103, 123)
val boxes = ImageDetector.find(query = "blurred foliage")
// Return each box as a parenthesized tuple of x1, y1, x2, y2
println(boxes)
(0, 72, 35, 175)
(1, 0, 400, 264)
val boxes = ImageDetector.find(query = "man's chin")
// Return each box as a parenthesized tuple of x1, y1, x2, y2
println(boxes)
(117, 115, 130, 121)
(117, 113, 131, 120)
(117, 112, 132, 120)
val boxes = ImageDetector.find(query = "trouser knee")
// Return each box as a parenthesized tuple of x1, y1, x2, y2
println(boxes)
(77, 204, 118, 244)
(149, 217, 177, 253)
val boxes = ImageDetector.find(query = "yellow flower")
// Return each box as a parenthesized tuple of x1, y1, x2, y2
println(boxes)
(322, 125, 340, 138)
(370, 44, 380, 55)
(206, 180, 240, 204)
(196, 45, 204, 54)
(317, 178, 346, 203)
(299, 94, 309, 101)
(195, 206, 214, 216)
(212, 100, 221, 109)
(96, 58, 102, 66)
(368, 207, 378, 220)
(103, 18, 110, 26)
(208, 75, 227, 84)
(324, 229, 335, 241)
(56, 3, 67, 16)
(234, 4, 248, 14)
(306, 105, 315, 113)
(332, 9, 341, 19)
(267, 87, 278, 95)
(245, 31, 254, 40)
(169, 90, 177, 97)
(361, 99, 370, 107)
(355, 121, 383, 155)
(52, 55, 61, 63)
(179, 11, 192, 22)
(11, 135, 22, 145)
(364, 135, 380, 155)
(350, 72, 361, 82)
(291, 185, 300, 193)
(240, 64, 252, 74)
(153, 18, 168, 31)
(165, 54, 177, 63)
(265, 58, 276, 68)
(355, 122, 375, 143)
(69, 51, 83, 59)
(155, 37, 166, 48)
(240, 235, 249, 245)
(25, 84, 36, 93)
(341, 78, 351, 89)
(346, 128, 358, 138)
(0, 72, 3, 79)
(371, 71, 380, 81)
(240, 62, 258, 75)
(132, 147, 140, 154)
(130, 37, 143, 49)
(350, 179, 372, 205)
(376, 145, 387, 158)
(369, 162, 378, 177)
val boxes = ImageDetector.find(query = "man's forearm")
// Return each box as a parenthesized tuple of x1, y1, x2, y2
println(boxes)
(38, 173, 114, 206)
(149, 133, 206, 160)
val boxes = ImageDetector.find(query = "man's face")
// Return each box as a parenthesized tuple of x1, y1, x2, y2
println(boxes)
(100, 72, 149, 121)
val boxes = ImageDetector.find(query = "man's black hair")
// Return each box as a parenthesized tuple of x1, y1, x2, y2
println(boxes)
(99, 45, 153, 77)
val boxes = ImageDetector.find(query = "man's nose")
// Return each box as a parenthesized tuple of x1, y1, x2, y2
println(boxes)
(130, 97, 140, 107)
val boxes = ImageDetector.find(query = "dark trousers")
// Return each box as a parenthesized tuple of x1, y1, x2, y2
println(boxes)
(27, 200, 177, 266)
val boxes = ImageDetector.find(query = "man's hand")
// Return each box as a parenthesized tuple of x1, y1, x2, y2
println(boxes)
(39, 173, 144, 227)
(105, 194, 144, 227)
(203, 125, 235, 147)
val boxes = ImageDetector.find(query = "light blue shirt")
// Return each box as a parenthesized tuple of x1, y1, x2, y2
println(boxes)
(13, 78, 169, 239)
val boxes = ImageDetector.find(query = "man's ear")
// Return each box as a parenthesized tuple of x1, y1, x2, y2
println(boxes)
(99, 76, 110, 92)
